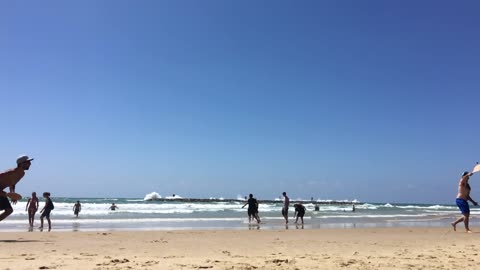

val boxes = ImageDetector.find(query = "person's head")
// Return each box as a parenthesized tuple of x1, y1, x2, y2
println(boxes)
(282, 192, 287, 196)
(77, 200, 80, 203)
(31, 192, 36, 197)
(249, 194, 253, 198)
(16, 155, 33, 170)
(43, 192, 50, 198)
(463, 171, 470, 179)
(112, 203, 115, 205)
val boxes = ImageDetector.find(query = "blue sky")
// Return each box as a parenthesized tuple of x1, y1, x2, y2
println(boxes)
(1, 1, 479, 203)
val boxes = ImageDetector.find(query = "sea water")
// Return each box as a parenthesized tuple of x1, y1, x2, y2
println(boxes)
(0, 196, 473, 232)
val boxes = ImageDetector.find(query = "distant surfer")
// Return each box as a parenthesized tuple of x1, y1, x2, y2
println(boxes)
(242, 194, 260, 224)
(282, 192, 290, 224)
(452, 171, 477, 233)
(0, 155, 33, 222)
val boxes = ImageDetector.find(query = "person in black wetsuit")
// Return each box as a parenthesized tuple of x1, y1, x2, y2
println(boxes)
(293, 203, 306, 224)
(242, 194, 261, 224)
(39, 192, 54, 231)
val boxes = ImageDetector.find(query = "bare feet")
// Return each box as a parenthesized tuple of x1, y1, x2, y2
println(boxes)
(451, 223, 456, 231)
(467, 230, 472, 233)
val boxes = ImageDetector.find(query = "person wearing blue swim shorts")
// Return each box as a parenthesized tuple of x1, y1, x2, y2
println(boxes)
(452, 171, 477, 233)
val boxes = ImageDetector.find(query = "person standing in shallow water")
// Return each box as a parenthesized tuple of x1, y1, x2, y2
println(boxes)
(282, 192, 290, 224)
(109, 203, 118, 211)
(73, 201, 81, 217)
(452, 171, 477, 233)
(25, 192, 39, 226)
(242, 194, 261, 224)
(293, 203, 306, 224)
(39, 192, 54, 231)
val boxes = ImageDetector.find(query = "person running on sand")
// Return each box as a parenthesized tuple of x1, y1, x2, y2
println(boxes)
(25, 192, 39, 226)
(242, 194, 261, 224)
(73, 201, 81, 217)
(282, 192, 290, 224)
(452, 171, 477, 233)
(39, 192, 54, 231)
(0, 155, 33, 222)
(109, 203, 118, 211)
(293, 203, 306, 224)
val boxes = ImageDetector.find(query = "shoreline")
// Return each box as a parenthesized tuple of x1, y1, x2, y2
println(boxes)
(0, 215, 475, 232)
(1, 227, 478, 269)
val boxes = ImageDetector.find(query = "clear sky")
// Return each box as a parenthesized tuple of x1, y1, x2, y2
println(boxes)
(1, 1, 479, 203)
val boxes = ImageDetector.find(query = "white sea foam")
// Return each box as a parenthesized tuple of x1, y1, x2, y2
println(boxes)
(144, 192, 161, 201)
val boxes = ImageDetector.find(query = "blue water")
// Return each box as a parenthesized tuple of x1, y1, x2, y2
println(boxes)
(0, 196, 474, 232)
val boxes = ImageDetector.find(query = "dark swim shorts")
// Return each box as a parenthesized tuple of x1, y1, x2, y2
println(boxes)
(282, 207, 288, 216)
(0, 196, 12, 211)
(41, 209, 52, 218)
(456, 198, 470, 214)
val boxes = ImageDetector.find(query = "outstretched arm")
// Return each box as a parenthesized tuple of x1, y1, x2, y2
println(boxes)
(40, 202, 46, 213)
(26, 199, 31, 211)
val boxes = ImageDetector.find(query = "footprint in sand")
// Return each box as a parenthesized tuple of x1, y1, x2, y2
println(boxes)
(339, 259, 357, 267)
(141, 260, 159, 267)
(110, 258, 130, 263)
(270, 259, 289, 264)
(80, 253, 97, 257)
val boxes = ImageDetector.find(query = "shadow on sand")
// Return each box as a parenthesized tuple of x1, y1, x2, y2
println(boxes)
(0, 239, 42, 243)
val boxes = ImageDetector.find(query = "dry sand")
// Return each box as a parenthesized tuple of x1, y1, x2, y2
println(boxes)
(0, 227, 479, 269)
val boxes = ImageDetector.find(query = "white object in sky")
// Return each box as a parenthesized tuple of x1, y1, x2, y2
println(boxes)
(473, 163, 480, 174)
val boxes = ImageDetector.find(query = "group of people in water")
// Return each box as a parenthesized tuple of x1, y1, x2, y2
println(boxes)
(0, 155, 478, 232)
(242, 191, 307, 225)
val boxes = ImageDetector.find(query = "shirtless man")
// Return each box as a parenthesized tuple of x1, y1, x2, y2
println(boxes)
(73, 201, 81, 217)
(109, 203, 118, 211)
(0, 155, 33, 222)
(452, 171, 477, 233)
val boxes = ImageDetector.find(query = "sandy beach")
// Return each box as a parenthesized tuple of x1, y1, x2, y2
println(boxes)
(0, 227, 479, 269)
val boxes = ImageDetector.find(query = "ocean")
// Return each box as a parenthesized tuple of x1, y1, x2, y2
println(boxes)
(0, 194, 474, 232)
